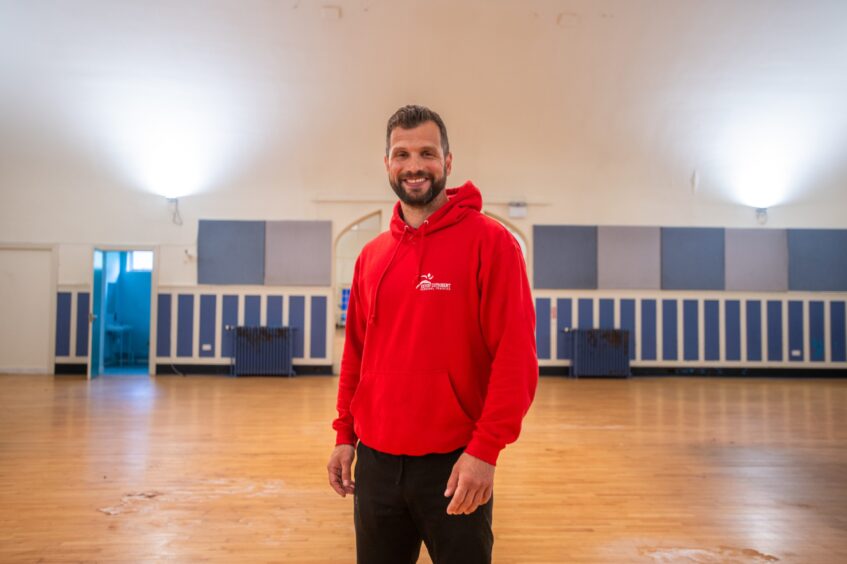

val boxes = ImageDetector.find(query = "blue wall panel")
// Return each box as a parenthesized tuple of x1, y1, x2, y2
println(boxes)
(810, 301, 825, 362)
(311, 296, 327, 358)
(704, 300, 720, 361)
(788, 230, 847, 291)
(244, 295, 261, 327)
(641, 300, 657, 361)
(832, 302, 846, 362)
(197, 220, 266, 285)
(176, 295, 194, 357)
(661, 228, 726, 290)
(746, 301, 762, 362)
(556, 298, 572, 360)
(725, 300, 741, 361)
(767, 301, 783, 362)
(536, 298, 551, 360)
(662, 300, 678, 360)
(533, 226, 598, 289)
(683, 300, 698, 361)
(599, 299, 614, 329)
(620, 299, 636, 360)
(55, 292, 71, 356)
(221, 295, 238, 358)
(156, 294, 171, 357)
(289, 296, 305, 358)
(199, 295, 216, 358)
(788, 301, 804, 362)
(75, 293, 90, 357)
(578, 299, 593, 329)
(267, 296, 283, 328)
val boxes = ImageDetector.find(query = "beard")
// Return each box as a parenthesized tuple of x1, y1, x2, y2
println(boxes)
(389, 169, 448, 208)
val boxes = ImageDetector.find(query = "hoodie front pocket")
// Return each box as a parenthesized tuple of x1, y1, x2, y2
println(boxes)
(350, 369, 475, 454)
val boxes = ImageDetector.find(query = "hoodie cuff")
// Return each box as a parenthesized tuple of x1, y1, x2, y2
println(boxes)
(464, 436, 502, 466)
(335, 429, 358, 447)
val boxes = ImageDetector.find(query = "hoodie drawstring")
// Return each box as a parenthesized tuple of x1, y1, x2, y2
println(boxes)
(416, 220, 429, 285)
(369, 225, 408, 325)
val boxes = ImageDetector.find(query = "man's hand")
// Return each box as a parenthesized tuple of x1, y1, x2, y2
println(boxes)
(327, 444, 356, 497)
(444, 452, 494, 515)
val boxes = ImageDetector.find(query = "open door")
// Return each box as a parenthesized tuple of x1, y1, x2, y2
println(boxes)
(88, 249, 104, 379)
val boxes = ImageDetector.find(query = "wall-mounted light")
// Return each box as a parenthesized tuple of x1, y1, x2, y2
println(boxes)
(508, 201, 528, 219)
(167, 197, 183, 226)
(755, 207, 768, 225)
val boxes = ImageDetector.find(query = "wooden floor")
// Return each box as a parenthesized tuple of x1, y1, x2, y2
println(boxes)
(1, 374, 846, 563)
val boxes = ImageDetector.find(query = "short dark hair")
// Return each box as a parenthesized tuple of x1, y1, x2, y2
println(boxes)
(385, 105, 450, 156)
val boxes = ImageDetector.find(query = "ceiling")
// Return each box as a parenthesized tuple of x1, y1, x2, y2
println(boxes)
(1, 0, 846, 225)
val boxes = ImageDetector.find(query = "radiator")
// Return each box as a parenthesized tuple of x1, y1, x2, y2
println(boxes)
(232, 327, 296, 376)
(569, 329, 631, 378)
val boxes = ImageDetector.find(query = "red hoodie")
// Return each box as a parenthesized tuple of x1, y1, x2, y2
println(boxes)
(332, 181, 537, 465)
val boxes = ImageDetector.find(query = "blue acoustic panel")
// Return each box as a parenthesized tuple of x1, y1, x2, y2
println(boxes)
(599, 299, 614, 329)
(683, 300, 698, 361)
(267, 296, 283, 328)
(265, 221, 332, 286)
(746, 301, 762, 362)
(661, 228, 725, 290)
(832, 302, 846, 362)
(157, 294, 171, 357)
(177, 295, 194, 357)
(578, 299, 594, 329)
(75, 293, 90, 357)
(198, 220, 266, 285)
(289, 296, 305, 358)
(788, 230, 847, 291)
(536, 298, 551, 360)
(245, 295, 261, 327)
(725, 300, 741, 361)
(556, 298, 572, 360)
(788, 301, 804, 362)
(704, 300, 720, 361)
(662, 300, 678, 361)
(810, 301, 825, 362)
(597, 226, 661, 289)
(533, 226, 597, 289)
(311, 296, 328, 358)
(55, 292, 72, 356)
(620, 299, 636, 360)
(199, 295, 216, 358)
(221, 295, 238, 358)
(641, 299, 657, 361)
(725, 229, 788, 291)
(767, 301, 783, 362)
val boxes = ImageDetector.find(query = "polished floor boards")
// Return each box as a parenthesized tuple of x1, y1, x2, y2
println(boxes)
(1, 374, 846, 563)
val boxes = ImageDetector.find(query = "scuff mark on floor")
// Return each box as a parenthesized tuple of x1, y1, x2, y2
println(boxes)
(98, 491, 164, 515)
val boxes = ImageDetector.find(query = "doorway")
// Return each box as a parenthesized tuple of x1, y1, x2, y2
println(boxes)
(90, 249, 153, 377)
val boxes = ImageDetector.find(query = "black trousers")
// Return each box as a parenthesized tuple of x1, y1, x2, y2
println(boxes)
(354, 442, 493, 564)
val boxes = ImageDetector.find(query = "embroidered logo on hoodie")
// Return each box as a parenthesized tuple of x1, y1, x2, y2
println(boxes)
(416, 273, 452, 292)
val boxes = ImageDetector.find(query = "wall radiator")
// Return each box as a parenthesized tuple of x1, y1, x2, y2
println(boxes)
(232, 327, 296, 376)
(569, 329, 631, 378)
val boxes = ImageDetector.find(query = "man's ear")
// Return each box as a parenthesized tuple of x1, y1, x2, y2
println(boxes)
(384, 154, 390, 172)
(445, 152, 453, 176)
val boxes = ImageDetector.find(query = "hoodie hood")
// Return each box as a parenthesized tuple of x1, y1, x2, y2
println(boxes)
(390, 180, 482, 238)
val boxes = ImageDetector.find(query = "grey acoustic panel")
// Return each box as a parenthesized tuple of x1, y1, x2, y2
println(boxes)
(533, 226, 597, 289)
(598, 226, 661, 289)
(661, 227, 725, 290)
(725, 229, 788, 291)
(265, 221, 332, 286)
(788, 229, 847, 291)
(198, 220, 266, 285)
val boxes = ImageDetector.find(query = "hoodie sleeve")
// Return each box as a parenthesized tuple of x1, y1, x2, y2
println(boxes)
(332, 256, 367, 446)
(465, 227, 538, 465)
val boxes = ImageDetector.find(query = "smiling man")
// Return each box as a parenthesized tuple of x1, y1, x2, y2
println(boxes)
(327, 105, 538, 564)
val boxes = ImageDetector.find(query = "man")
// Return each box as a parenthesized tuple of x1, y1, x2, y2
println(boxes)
(327, 105, 538, 564)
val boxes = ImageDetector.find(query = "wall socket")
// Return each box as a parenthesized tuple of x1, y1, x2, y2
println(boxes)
(201, 344, 212, 352)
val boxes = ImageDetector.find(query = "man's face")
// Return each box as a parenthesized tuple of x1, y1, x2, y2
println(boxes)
(385, 121, 453, 208)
